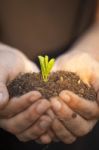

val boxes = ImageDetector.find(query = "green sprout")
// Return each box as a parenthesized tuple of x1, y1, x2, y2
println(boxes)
(38, 55, 55, 82)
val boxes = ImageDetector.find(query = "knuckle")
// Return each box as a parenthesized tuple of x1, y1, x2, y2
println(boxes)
(30, 126, 44, 137)
(52, 119, 61, 131)
(25, 110, 36, 123)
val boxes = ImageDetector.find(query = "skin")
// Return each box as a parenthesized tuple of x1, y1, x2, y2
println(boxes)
(1, 38, 99, 144)
(1, 21, 99, 144)
(37, 52, 99, 144)
(37, 21, 99, 144)
(0, 43, 52, 142)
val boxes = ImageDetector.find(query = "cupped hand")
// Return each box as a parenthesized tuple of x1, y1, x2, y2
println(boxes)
(0, 44, 53, 142)
(38, 51, 99, 144)
(0, 43, 39, 109)
(46, 51, 99, 143)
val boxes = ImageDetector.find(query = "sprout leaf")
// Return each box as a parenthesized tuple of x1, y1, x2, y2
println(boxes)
(38, 55, 55, 82)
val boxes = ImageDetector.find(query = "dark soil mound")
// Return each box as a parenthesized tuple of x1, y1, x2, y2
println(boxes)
(7, 71, 96, 101)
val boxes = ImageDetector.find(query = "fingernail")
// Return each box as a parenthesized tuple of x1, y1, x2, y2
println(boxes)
(30, 93, 41, 102)
(60, 91, 70, 102)
(39, 121, 51, 129)
(63, 94, 70, 102)
(32, 91, 42, 97)
(36, 100, 49, 114)
(52, 98, 61, 111)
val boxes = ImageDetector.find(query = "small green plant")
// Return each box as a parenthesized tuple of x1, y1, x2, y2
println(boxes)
(38, 55, 55, 82)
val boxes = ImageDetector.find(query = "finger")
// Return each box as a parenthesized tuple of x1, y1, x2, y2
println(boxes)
(52, 118, 76, 144)
(91, 77, 99, 104)
(38, 133, 52, 144)
(47, 110, 60, 142)
(36, 129, 59, 144)
(59, 90, 99, 119)
(0, 83, 9, 109)
(91, 76, 99, 92)
(51, 97, 97, 137)
(0, 99, 50, 134)
(0, 67, 9, 109)
(47, 109, 55, 120)
(16, 115, 52, 142)
(0, 91, 42, 118)
(47, 129, 59, 142)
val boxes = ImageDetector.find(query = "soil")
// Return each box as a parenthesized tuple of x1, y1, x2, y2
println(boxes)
(7, 71, 96, 101)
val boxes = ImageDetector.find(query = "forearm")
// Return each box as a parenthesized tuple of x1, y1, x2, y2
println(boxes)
(68, 21, 99, 61)
(53, 21, 99, 72)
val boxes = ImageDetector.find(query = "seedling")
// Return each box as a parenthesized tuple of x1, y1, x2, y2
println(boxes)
(38, 55, 55, 82)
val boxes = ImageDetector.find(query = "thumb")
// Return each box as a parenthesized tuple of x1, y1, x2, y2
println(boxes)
(24, 60, 39, 73)
(0, 68, 9, 109)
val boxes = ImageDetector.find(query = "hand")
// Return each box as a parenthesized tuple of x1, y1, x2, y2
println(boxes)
(0, 43, 39, 109)
(36, 51, 99, 144)
(0, 44, 52, 142)
(47, 51, 99, 143)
